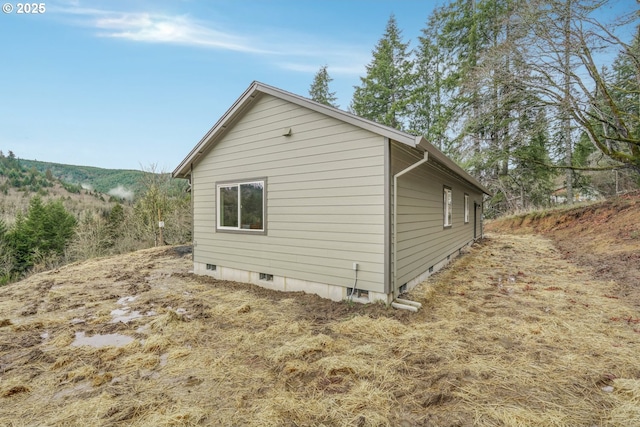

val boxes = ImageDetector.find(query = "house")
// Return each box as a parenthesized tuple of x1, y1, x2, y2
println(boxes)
(173, 81, 490, 305)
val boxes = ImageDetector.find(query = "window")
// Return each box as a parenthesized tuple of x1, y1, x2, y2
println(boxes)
(444, 187, 452, 227)
(464, 194, 469, 224)
(217, 179, 265, 232)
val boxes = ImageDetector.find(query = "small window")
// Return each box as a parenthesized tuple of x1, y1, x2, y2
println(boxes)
(464, 194, 469, 224)
(444, 187, 452, 227)
(217, 179, 265, 232)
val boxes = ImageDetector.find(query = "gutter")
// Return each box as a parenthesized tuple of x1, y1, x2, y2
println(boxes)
(392, 150, 429, 297)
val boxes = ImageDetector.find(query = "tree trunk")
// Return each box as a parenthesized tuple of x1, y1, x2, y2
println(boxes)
(563, 0, 574, 204)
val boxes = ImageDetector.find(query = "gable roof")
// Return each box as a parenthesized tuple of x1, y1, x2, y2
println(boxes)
(173, 81, 490, 195)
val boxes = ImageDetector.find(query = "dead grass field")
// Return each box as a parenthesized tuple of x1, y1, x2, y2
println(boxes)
(1, 199, 640, 426)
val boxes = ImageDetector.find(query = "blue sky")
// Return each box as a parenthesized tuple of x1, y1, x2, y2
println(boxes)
(0, 0, 435, 171)
(1, 1, 635, 172)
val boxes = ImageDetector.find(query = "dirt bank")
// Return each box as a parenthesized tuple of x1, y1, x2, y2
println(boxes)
(487, 191, 640, 306)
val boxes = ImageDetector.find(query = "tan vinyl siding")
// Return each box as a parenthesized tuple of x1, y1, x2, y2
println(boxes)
(391, 142, 483, 287)
(192, 94, 386, 292)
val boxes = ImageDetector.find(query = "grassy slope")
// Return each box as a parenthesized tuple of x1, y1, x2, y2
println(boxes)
(1, 194, 639, 426)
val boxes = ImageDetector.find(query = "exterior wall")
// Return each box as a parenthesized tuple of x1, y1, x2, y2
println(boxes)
(192, 94, 387, 296)
(391, 142, 483, 292)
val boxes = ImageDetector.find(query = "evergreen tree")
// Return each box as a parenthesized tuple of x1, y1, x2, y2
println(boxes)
(6, 196, 77, 274)
(106, 203, 125, 248)
(411, 9, 453, 152)
(350, 15, 415, 129)
(0, 218, 12, 285)
(309, 65, 338, 108)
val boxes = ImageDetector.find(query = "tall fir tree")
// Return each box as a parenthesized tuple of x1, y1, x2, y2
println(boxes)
(309, 65, 338, 108)
(411, 8, 453, 152)
(350, 15, 415, 129)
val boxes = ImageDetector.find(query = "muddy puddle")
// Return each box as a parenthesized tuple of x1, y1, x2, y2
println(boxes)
(71, 331, 134, 348)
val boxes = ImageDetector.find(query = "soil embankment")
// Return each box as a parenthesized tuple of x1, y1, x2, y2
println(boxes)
(487, 191, 640, 306)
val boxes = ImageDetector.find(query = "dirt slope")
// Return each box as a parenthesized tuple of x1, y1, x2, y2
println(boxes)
(486, 191, 640, 306)
(1, 210, 640, 426)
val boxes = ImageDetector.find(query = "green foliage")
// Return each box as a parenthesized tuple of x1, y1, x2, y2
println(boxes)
(0, 150, 53, 193)
(5, 196, 77, 276)
(0, 218, 12, 285)
(410, 9, 454, 152)
(350, 15, 415, 129)
(106, 203, 125, 247)
(309, 65, 338, 108)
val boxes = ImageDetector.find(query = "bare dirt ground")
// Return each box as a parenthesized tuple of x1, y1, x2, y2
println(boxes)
(487, 191, 640, 307)
(1, 195, 639, 426)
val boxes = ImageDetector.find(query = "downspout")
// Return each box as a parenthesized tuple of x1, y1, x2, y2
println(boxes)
(392, 150, 429, 299)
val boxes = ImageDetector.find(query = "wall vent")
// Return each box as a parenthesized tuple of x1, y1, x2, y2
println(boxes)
(259, 273, 273, 281)
(429, 266, 434, 273)
(206, 264, 216, 271)
(347, 288, 369, 300)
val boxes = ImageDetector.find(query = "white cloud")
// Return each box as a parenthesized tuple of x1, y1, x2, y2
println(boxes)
(94, 13, 272, 54)
(52, 4, 369, 76)
(108, 185, 134, 201)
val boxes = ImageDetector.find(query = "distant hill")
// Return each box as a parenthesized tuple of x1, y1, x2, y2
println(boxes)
(19, 159, 187, 199)
(19, 159, 146, 198)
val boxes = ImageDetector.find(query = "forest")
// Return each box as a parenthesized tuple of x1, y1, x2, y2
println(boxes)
(0, 151, 191, 285)
(310, 0, 640, 216)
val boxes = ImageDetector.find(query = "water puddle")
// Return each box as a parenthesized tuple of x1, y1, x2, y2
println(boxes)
(72, 331, 134, 348)
(110, 295, 145, 323)
(117, 296, 138, 305)
(110, 307, 143, 323)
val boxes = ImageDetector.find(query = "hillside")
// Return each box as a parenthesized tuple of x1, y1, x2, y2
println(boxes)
(1, 196, 639, 426)
(20, 158, 189, 201)
(19, 159, 147, 199)
(486, 191, 640, 307)
(0, 152, 119, 225)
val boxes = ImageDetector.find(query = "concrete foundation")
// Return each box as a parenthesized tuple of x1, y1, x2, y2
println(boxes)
(193, 240, 475, 305)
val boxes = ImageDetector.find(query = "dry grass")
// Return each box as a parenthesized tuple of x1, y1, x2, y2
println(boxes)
(1, 232, 639, 426)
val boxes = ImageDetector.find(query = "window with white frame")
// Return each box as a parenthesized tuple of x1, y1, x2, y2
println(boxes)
(444, 186, 452, 227)
(217, 179, 265, 232)
(464, 194, 469, 223)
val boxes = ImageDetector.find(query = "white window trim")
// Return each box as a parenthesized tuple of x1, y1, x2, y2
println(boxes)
(464, 194, 469, 224)
(444, 187, 452, 228)
(216, 179, 266, 234)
